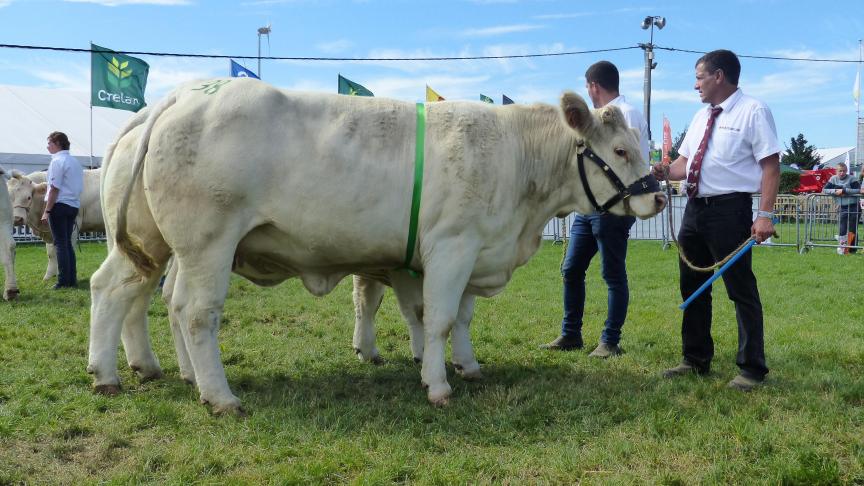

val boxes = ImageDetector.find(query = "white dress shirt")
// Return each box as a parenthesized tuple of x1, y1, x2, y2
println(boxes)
(679, 89, 781, 197)
(608, 95, 650, 165)
(46, 150, 84, 208)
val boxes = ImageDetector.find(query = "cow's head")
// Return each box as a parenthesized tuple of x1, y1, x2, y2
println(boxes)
(6, 171, 36, 227)
(560, 91, 666, 219)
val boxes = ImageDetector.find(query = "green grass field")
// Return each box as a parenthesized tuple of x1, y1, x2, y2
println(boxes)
(1, 241, 862, 484)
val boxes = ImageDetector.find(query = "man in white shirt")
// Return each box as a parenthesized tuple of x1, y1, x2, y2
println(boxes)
(41, 131, 84, 289)
(541, 61, 649, 358)
(652, 50, 780, 391)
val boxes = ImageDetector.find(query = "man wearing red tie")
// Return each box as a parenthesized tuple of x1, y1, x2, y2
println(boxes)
(652, 50, 780, 391)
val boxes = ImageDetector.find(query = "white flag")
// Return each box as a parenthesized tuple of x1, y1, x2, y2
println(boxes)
(854, 70, 860, 103)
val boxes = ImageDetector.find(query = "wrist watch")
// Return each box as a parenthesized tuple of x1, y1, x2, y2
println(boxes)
(756, 210, 774, 219)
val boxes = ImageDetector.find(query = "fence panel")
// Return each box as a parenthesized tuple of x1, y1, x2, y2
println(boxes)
(801, 194, 862, 254)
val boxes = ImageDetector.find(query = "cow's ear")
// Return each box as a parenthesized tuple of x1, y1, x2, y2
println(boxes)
(10, 169, 23, 179)
(560, 91, 594, 135)
(599, 105, 626, 127)
(34, 182, 47, 197)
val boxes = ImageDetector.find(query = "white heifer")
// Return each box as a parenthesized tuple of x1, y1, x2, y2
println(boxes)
(0, 166, 19, 300)
(7, 169, 104, 280)
(88, 79, 665, 415)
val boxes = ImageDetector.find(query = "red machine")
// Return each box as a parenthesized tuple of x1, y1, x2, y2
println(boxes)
(793, 168, 836, 193)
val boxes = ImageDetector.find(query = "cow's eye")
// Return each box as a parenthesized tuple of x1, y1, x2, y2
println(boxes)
(614, 148, 627, 157)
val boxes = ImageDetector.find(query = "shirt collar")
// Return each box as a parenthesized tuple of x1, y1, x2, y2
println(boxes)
(711, 88, 742, 113)
(51, 150, 70, 160)
(608, 95, 626, 106)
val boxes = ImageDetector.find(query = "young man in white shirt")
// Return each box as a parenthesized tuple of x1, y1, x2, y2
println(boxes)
(652, 50, 781, 391)
(41, 131, 84, 289)
(541, 61, 649, 358)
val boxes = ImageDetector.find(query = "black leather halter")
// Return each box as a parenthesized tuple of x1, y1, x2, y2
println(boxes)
(577, 144, 660, 214)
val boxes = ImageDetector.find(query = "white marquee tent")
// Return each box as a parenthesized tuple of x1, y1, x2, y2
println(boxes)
(0, 84, 133, 174)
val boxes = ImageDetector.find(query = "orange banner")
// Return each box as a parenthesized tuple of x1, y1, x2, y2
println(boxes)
(661, 115, 672, 164)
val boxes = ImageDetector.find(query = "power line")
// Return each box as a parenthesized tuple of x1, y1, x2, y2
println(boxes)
(654, 45, 863, 63)
(1, 42, 862, 63)
(0, 43, 638, 61)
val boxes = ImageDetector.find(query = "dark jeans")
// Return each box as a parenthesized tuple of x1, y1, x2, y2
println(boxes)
(838, 204, 860, 236)
(561, 213, 635, 346)
(677, 193, 767, 380)
(48, 202, 78, 287)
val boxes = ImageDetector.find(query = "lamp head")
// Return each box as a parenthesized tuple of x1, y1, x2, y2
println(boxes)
(641, 16, 652, 29)
(654, 17, 666, 29)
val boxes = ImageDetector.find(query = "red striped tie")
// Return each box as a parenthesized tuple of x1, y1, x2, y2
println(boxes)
(686, 106, 723, 199)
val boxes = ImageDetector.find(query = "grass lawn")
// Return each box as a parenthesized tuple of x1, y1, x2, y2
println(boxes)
(1, 240, 862, 484)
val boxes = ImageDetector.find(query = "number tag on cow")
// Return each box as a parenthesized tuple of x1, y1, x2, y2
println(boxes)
(192, 80, 232, 95)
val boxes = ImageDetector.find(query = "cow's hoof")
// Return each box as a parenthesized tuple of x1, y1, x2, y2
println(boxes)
(138, 370, 164, 382)
(202, 397, 247, 418)
(426, 383, 452, 407)
(354, 347, 384, 365)
(94, 384, 121, 396)
(454, 363, 483, 381)
(3, 288, 19, 301)
(181, 374, 197, 386)
(413, 357, 422, 365)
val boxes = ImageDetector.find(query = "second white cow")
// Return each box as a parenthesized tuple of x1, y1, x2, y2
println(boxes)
(7, 169, 104, 280)
(0, 166, 19, 300)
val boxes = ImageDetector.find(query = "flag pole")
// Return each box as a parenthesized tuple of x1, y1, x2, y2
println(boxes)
(858, 40, 862, 169)
(89, 41, 95, 168)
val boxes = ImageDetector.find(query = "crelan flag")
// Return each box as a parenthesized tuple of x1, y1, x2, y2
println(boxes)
(480, 94, 494, 104)
(230, 60, 259, 79)
(91, 43, 149, 112)
(426, 85, 445, 102)
(338, 75, 374, 96)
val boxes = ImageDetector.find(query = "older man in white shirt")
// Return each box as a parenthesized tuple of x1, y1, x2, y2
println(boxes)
(653, 50, 781, 391)
(41, 131, 83, 289)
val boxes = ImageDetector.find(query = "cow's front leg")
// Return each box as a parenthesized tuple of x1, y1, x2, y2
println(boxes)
(389, 271, 425, 363)
(351, 275, 386, 364)
(44, 242, 58, 281)
(451, 293, 481, 380)
(1, 237, 18, 301)
(420, 242, 477, 406)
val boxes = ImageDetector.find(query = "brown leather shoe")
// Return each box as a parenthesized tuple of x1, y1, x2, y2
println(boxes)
(662, 362, 709, 378)
(727, 374, 763, 392)
(539, 334, 583, 351)
(588, 342, 622, 358)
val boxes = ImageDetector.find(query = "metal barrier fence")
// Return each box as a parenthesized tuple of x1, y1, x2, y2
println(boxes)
(543, 194, 863, 254)
(12, 225, 106, 244)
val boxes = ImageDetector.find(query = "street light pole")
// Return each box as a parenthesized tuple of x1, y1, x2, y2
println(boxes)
(639, 15, 665, 144)
(257, 24, 271, 79)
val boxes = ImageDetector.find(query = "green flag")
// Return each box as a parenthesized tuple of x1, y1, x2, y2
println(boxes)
(480, 94, 494, 104)
(338, 74, 374, 97)
(91, 43, 149, 112)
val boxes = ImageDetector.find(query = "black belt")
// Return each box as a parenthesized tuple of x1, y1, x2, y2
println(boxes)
(690, 192, 751, 206)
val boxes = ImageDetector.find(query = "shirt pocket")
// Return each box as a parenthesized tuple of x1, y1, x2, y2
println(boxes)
(710, 126, 747, 161)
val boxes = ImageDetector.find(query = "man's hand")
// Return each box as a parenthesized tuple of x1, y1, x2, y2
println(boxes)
(752, 217, 775, 243)
(651, 163, 668, 180)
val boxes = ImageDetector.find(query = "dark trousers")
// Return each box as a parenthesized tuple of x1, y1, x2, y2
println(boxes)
(48, 202, 78, 287)
(561, 213, 636, 345)
(677, 193, 768, 380)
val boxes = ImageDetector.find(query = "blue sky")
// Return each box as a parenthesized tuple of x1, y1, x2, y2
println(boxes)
(1, 0, 862, 151)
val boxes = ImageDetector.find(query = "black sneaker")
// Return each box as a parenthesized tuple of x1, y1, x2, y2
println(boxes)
(539, 334, 583, 351)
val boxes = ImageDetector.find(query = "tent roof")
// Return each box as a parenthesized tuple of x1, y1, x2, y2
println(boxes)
(0, 84, 133, 167)
(814, 146, 855, 167)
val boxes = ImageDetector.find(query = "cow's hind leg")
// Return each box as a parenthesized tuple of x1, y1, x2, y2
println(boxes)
(171, 247, 239, 415)
(119, 267, 167, 382)
(161, 257, 196, 385)
(88, 249, 161, 394)
(352, 275, 386, 364)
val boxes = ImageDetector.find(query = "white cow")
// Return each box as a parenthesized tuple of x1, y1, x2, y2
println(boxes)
(88, 79, 665, 415)
(0, 166, 19, 300)
(7, 169, 104, 280)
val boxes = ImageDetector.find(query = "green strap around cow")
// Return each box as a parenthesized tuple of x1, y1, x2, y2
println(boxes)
(402, 103, 425, 276)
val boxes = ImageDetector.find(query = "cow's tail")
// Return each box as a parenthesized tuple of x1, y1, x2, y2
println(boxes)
(115, 94, 178, 277)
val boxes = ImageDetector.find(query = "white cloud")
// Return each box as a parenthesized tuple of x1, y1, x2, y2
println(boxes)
(63, 0, 191, 5)
(316, 39, 353, 54)
(461, 24, 545, 37)
(0, 0, 12, 7)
